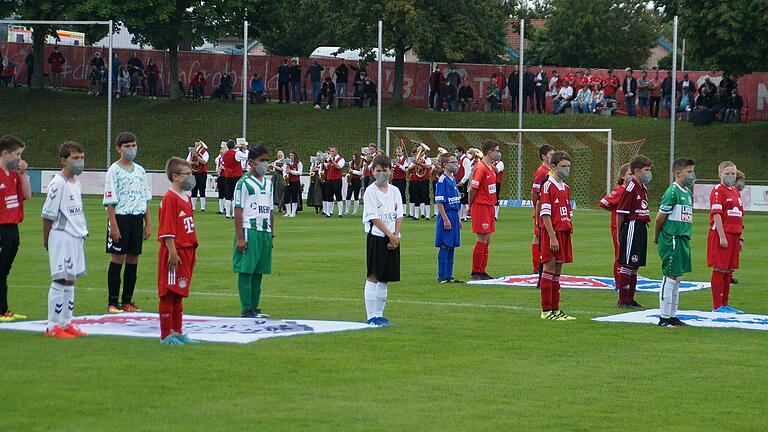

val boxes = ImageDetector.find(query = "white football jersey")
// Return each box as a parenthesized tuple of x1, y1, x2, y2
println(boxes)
(362, 183, 404, 237)
(102, 161, 151, 215)
(42, 173, 88, 238)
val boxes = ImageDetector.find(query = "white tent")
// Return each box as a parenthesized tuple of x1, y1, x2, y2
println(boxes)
(309, 46, 395, 62)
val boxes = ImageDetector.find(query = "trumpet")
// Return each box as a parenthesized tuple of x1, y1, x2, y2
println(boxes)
(468, 147, 483, 159)
(413, 142, 431, 177)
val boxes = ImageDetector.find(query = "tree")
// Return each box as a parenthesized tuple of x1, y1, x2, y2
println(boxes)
(654, 0, 768, 75)
(320, 0, 507, 105)
(8, 0, 110, 89)
(256, 0, 332, 56)
(527, 0, 659, 69)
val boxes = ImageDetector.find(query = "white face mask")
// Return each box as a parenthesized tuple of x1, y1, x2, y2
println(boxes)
(374, 172, 389, 185)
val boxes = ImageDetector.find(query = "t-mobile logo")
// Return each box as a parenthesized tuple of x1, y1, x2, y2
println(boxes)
(183, 216, 195, 234)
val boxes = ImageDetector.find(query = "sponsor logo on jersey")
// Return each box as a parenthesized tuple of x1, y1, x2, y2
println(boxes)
(727, 208, 743, 218)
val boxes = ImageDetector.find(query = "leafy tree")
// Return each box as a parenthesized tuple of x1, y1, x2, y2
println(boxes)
(654, 0, 768, 75)
(320, 0, 507, 105)
(527, 0, 659, 69)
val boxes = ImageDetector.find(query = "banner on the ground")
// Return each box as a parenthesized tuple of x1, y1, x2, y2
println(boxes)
(0, 313, 373, 343)
(593, 309, 768, 331)
(466, 274, 709, 292)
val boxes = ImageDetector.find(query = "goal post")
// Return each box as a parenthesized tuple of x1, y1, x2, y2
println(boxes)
(385, 127, 645, 208)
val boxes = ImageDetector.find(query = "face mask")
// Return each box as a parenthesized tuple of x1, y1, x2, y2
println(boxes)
(254, 161, 269, 177)
(122, 147, 137, 162)
(494, 151, 502, 162)
(69, 159, 85, 176)
(181, 174, 196, 191)
(374, 172, 389, 185)
(557, 167, 570, 181)
(6, 157, 20, 171)
(722, 174, 736, 187)
(640, 171, 652, 185)
(683, 172, 696, 188)
(736, 182, 745, 191)
(448, 163, 459, 174)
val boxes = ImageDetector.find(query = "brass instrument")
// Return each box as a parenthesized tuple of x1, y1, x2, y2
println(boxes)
(468, 147, 483, 159)
(413, 142, 431, 177)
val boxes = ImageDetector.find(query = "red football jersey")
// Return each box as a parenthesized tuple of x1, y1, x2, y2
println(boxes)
(470, 160, 497, 206)
(392, 156, 408, 180)
(616, 178, 650, 223)
(539, 177, 573, 232)
(158, 189, 198, 249)
(576, 76, 589, 90)
(562, 74, 575, 86)
(222, 149, 244, 178)
(604, 76, 620, 96)
(600, 184, 625, 231)
(532, 164, 550, 196)
(326, 155, 344, 181)
(709, 184, 743, 235)
(0, 168, 24, 225)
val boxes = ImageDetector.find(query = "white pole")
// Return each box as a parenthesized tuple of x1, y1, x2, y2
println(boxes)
(670, 16, 678, 183)
(377, 20, 383, 148)
(385, 128, 390, 156)
(107, 20, 113, 168)
(681, 38, 686, 72)
(242, 20, 248, 140)
(606, 129, 613, 194)
(517, 18, 524, 200)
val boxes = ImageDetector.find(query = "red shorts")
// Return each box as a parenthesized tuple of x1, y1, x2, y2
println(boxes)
(471, 204, 495, 234)
(611, 228, 620, 262)
(707, 231, 740, 270)
(533, 214, 540, 236)
(540, 230, 573, 264)
(158, 246, 196, 297)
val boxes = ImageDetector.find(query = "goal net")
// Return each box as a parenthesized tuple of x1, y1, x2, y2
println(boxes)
(386, 127, 644, 208)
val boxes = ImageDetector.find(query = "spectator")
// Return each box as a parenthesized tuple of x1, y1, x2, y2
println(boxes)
(220, 72, 233, 100)
(534, 65, 547, 113)
(458, 82, 474, 111)
(319, 76, 336, 109)
(429, 65, 445, 110)
(48, 46, 66, 90)
(116, 65, 130, 98)
(288, 58, 302, 103)
(575, 69, 589, 95)
(573, 84, 592, 113)
(491, 67, 505, 101)
(676, 86, 692, 120)
(709, 87, 728, 119)
(662, 70, 673, 117)
(361, 75, 376, 107)
(90, 51, 105, 72)
(435, 82, 447, 111)
(145, 58, 160, 99)
(636, 70, 651, 116)
(561, 67, 575, 89)
(719, 74, 736, 96)
(305, 59, 324, 108)
(622, 68, 638, 117)
(700, 75, 716, 98)
(87, 65, 101, 95)
(333, 58, 356, 99)
(130, 70, 143, 96)
(249, 73, 266, 104)
(603, 68, 619, 101)
(586, 69, 602, 89)
(553, 80, 574, 114)
(24, 50, 33, 87)
(508, 65, 519, 112)
(677, 72, 696, 95)
(127, 52, 143, 75)
(548, 70, 560, 105)
(445, 81, 458, 112)
(277, 58, 290, 103)
(486, 79, 500, 112)
(592, 85, 605, 113)
(522, 67, 535, 112)
(354, 71, 367, 106)
(445, 64, 460, 89)
(191, 71, 206, 102)
(0, 61, 15, 88)
(111, 52, 122, 87)
(649, 71, 662, 119)
(723, 88, 743, 123)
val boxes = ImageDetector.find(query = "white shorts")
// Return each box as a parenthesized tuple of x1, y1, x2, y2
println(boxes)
(48, 230, 86, 281)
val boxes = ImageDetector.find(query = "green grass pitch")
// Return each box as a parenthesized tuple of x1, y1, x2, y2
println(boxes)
(2, 195, 767, 431)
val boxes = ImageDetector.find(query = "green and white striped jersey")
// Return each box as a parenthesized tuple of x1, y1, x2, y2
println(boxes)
(659, 182, 693, 237)
(234, 173, 273, 232)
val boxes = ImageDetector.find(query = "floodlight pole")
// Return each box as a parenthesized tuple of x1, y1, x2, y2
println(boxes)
(377, 20, 383, 149)
(606, 129, 613, 194)
(242, 20, 248, 140)
(107, 20, 114, 168)
(681, 38, 686, 72)
(670, 16, 678, 183)
(517, 18, 524, 201)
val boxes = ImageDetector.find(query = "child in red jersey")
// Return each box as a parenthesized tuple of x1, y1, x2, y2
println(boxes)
(157, 157, 200, 345)
(468, 140, 500, 280)
(531, 144, 556, 274)
(539, 151, 576, 320)
(599, 163, 631, 289)
(615, 155, 653, 309)
(707, 161, 745, 314)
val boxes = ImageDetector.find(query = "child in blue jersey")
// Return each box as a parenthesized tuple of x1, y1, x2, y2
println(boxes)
(435, 152, 464, 283)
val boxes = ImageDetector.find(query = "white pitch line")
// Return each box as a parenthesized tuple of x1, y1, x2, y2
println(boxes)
(14, 285, 598, 315)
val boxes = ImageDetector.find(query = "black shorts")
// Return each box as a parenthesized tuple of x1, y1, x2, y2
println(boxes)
(363, 176, 372, 190)
(412, 180, 430, 205)
(0, 224, 20, 274)
(346, 178, 362, 200)
(495, 182, 502, 205)
(216, 175, 226, 199)
(106, 214, 145, 256)
(327, 179, 343, 201)
(408, 180, 416, 203)
(459, 183, 468, 205)
(224, 176, 239, 201)
(366, 233, 400, 283)
(392, 179, 407, 204)
(619, 220, 647, 268)
(191, 172, 208, 198)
